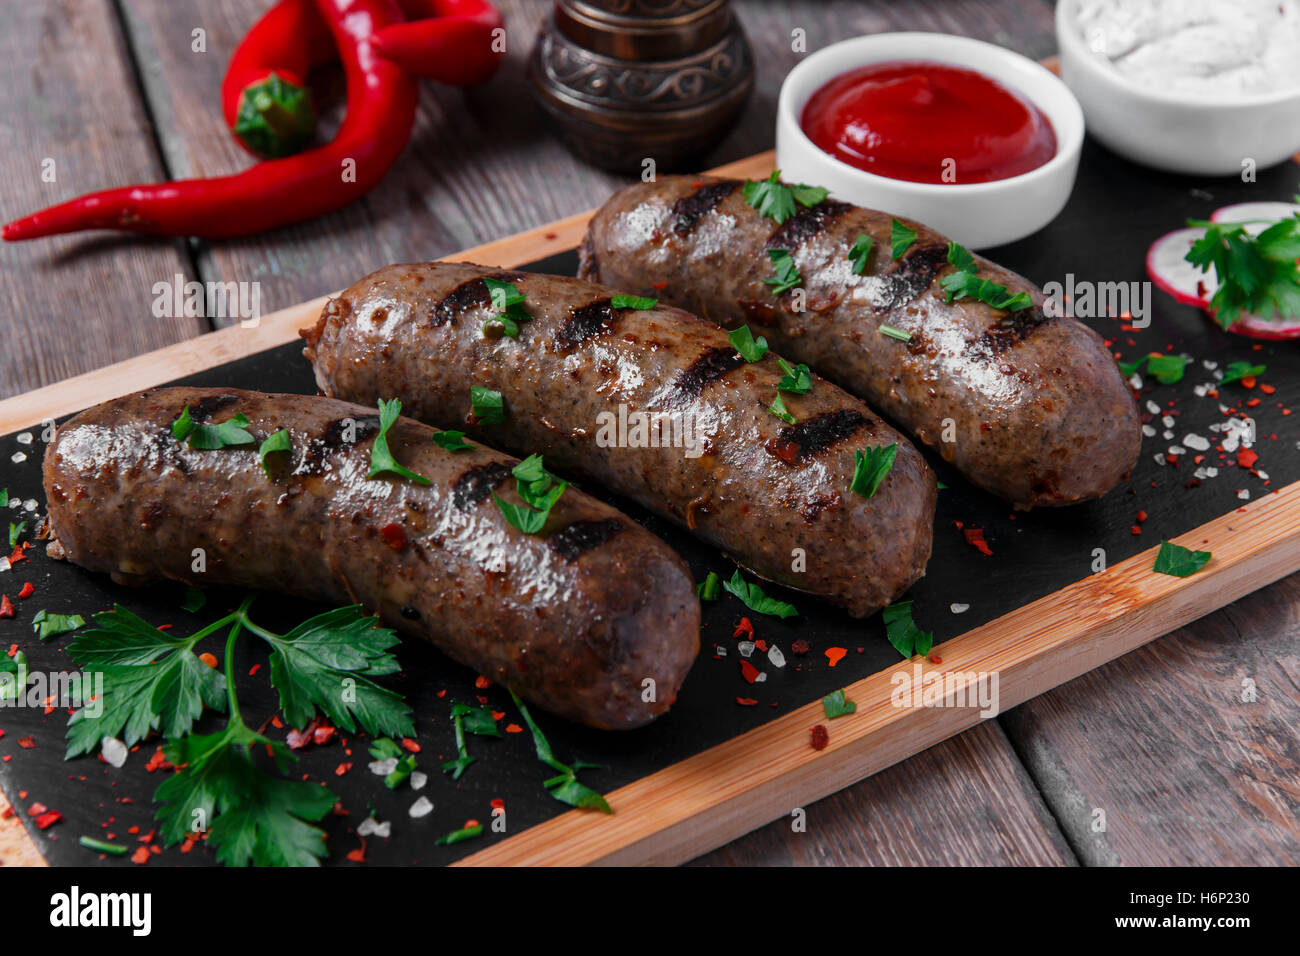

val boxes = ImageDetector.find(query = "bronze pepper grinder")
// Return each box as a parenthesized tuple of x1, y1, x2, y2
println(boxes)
(528, 0, 755, 172)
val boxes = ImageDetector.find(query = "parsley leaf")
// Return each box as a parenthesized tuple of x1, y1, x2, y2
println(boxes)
(611, 294, 658, 310)
(441, 700, 500, 780)
(65, 605, 228, 758)
(493, 454, 568, 534)
(0, 650, 28, 702)
(764, 249, 803, 295)
(697, 571, 721, 601)
(482, 278, 532, 338)
(1153, 540, 1212, 577)
(437, 823, 485, 846)
(946, 241, 978, 273)
(367, 398, 430, 486)
(849, 233, 875, 275)
(768, 392, 796, 424)
(432, 430, 473, 452)
(742, 171, 827, 224)
(939, 270, 1033, 311)
(722, 570, 798, 619)
(171, 407, 256, 450)
(257, 428, 291, 477)
(511, 691, 612, 813)
(1185, 212, 1300, 328)
(1120, 353, 1189, 384)
(882, 600, 934, 658)
(33, 609, 84, 641)
(879, 324, 912, 342)
(850, 443, 898, 499)
(729, 324, 769, 362)
(822, 689, 857, 719)
(254, 605, 414, 738)
(891, 219, 918, 259)
(470, 385, 505, 425)
(776, 357, 812, 394)
(1219, 361, 1266, 386)
(8, 520, 26, 547)
(369, 738, 418, 789)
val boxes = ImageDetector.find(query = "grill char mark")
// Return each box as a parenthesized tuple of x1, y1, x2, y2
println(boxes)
(431, 272, 530, 327)
(670, 180, 740, 235)
(766, 201, 852, 251)
(547, 518, 626, 562)
(189, 394, 240, 421)
(876, 241, 950, 310)
(765, 409, 873, 464)
(660, 346, 747, 403)
(452, 462, 512, 512)
(552, 297, 622, 352)
(974, 305, 1053, 356)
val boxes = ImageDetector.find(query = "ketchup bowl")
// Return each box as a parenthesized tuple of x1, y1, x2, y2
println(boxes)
(776, 32, 1084, 249)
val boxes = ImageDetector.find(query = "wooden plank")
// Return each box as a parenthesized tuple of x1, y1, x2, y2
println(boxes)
(455, 482, 1300, 865)
(1001, 571, 1300, 866)
(0, 0, 202, 400)
(0, 791, 43, 867)
(0, 151, 775, 434)
(689, 721, 1075, 865)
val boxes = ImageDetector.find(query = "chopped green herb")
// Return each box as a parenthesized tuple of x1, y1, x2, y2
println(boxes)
(493, 454, 568, 534)
(937, 481, 948, 490)
(370, 738, 418, 789)
(891, 219, 917, 259)
(181, 587, 206, 614)
(697, 571, 721, 601)
(0, 651, 28, 701)
(882, 600, 934, 658)
(764, 249, 803, 295)
(722, 570, 798, 619)
(171, 406, 256, 450)
(482, 278, 531, 338)
(822, 689, 857, 719)
(8, 520, 26, 548)
(0, 489, 7, 508)
(1120, 353, 1188, 384)
(437, 823, 485, 846)
(879, 324, 912, 342)
(848, 233, 875, 275)
(742, 170, 827, 224)
(939, 270, 1033, 311)
(729, 324, 769, 362)
(768, 392, 796, 425)
(611, 294, 658, 310)
(776, 357, 812, 394)
(432, 430, 473, 452)
(1185, 211, 1300, 328)
(1219, 361, 1266, 386)
(470, 385, 505, 426)
(79, 836, 129, 857)
(511, 691, 612, 813)
(850, 443, 898, 499)
(258, 428, 291, 477)
(33, 609, 85, 641)
(1153, 540, 1212, 577)
(441, 700, 498, 781)
(946, 241, 978, 274)
(367, 398, 430, 486)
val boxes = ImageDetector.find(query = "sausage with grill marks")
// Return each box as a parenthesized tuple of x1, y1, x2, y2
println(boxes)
(578, 175, 1142, 508)
(302, 262, 937, 618)
(42, 387, 699, 730)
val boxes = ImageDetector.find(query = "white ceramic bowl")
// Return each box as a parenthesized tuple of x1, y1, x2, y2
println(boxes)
(775, 32, 1084, 249)
(1056, 0, 1300, 176)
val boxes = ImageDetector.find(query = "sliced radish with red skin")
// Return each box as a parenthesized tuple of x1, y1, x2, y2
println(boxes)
(1147, 227, 1212, 309)
(1209, 202, 1300, 234)
(1224, 310, 1300, 339)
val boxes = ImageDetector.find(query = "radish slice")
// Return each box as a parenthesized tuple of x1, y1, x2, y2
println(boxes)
(1209, 202, 1300, 233)
(1146, 227, 1212, 309)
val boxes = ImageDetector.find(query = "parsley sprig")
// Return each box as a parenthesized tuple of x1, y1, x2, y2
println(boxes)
(742, 170, 828, 224)
(511, 691, 611, 813)
(883, 600, 933, 658)
(850, 443, 897, 499)
(442, 700, 500, 780)
(938, 241, 1033, 312)
(1119, 353, 1188, 384)
(729, 325, 769, 362)
(171, 406, 255, 449)
(849, 233, 875, 275)
(1153, 541, 1212, 577)
(1185, 207, 1300, 328)
(482, 278, 532, 338)
(776, 357, 812, 394)
(764, 249, 803, 295)
(891, 219, 917, 259)
(368, 398, 430, 485)
(493, 454, 569, 534)
(722, 570, 798, 619)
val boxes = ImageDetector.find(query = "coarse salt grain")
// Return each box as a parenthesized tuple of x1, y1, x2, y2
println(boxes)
(1183, 434, 1209, 451)
(10, 453, 25, 464)
(409, 797, 434, 819)
(1163, 430, 1175, 440)
(1154, 454, 1166, 466)
(1202, 360, 1217, 371)
(357, 817, 390, 838)
(1146, 400, 1161, 415)
(1257, 470, 1269, 480)
(754, 672, 767, 682)
(737, 641, 755, 658)
(1162, 416, 1174, 428)
(950, 603, 970, 614)
(410, 771, 428, 791)
(1238, 489, 1251, 500)
(15, 433, 32, 445)
(101, 737, 128, 768)
(1193, 384, 1208, 397)
(21, 499, 36, 513)
(767, 645, 786, 668)
(1168, 445, 1186, 456)
(368, 758, 398, 776)
(714, 645, 727, 657)
(1142, 425, 1157, 437)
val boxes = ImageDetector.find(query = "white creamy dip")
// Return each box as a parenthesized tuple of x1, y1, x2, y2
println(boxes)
(1075, 0, 1300, 98)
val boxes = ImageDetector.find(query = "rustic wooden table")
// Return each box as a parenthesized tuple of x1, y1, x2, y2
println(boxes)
(1, 0, 1296, 867)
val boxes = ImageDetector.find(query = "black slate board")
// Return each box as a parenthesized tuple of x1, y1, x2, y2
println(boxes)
(1, 137, 1298, 866)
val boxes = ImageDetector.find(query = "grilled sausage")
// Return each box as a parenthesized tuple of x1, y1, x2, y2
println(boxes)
(578, 175, 1142, 508)
(302, 262, 936, 618)
(42, 387, 699, 730)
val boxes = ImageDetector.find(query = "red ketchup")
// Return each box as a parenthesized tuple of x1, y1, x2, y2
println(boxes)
(800, 60, 1057, 184)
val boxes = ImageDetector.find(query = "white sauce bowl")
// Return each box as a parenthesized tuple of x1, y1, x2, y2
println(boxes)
(1056, 0, 1300, 175)
(775, 32, 1084, 249)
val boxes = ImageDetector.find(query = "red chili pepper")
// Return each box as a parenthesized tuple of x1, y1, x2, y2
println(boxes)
(372, 0, 503, 85)
(3, 0, 418, 241)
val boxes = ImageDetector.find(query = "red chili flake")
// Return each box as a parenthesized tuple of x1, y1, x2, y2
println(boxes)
(476, 694, 489, 705)
(463, 818, 480, 829)
(335, 762, 352, 776)
(930, 654, 942, 664)
(180, 834, 198, 854)
(16, 582, 34, 600)
(825, 646, 847, 667)
(436, 689, 447, 698)
(739, 660, 761, 684)
(735, 697, 758, 706)
(505, 723, 523, 734)
(27, 801, 47, 816)
(1246, 398, 1260, 408)
(472, 675, 493, 691)
(732, 617, 754, 639)
(17, 737, 34, 749)
(400, 738, 421, 753)
(286, 727, 312, 750)
(963, 527, 993, 556)
(138, 829, 155, 844)
(1240, 375, 1257, 389)
(1165, 454, 1180, 466)
(379, 523, 407, 550)
(313, 724, 336, 746)
(1136, 510, 1148, 523)
(33, 810, 62, 830)
(791, 639, 810, 655)
(131, 846, 150, 865)
(544, 231, 558, 240)
(1260, 383, 1276, 394)
(0, 596, 12, 619)
(156, 624, 172, 631)
(249, 663, 261, 676)
(753, 639, 768, 652)
(198, 652, 219, 669)
(652, 281, 668, 291)
(490, 798, 506, 811)
(8, 546, 26, 565)
(1131, 525, 1142, 535)
(346, 844, 366, 863)
(1237, 448, 1259, 469)
(810, 725, 829, 751)
(0, 806, 13, 820)
(491, 710, 505, 721)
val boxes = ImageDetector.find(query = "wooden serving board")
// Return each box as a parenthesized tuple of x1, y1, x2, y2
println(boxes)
(1, 146, 1298, 867)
